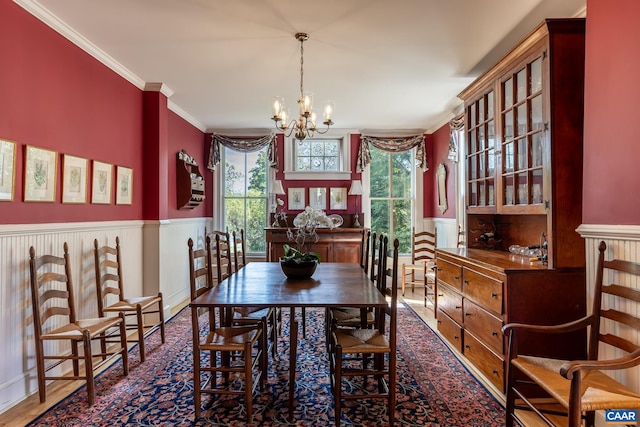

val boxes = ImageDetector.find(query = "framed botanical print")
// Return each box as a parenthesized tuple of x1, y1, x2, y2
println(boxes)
(0, 139, 16, 201)
(24, 145, 57, 202)
(330, 187, 347, 210)
(115, 166, 133, 205)
(91, 160, 113, 204)
(309, 187, 326, 210)
(288, 187, 305, 210)
(62, 154, 88, 204)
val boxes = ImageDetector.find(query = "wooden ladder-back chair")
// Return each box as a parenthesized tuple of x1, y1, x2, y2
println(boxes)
(29, 242, 129, 405)
(329, 236, 398, 427)
(231, 229, 246, 273)
(93, 237, 165, 363)
(326, 231, 378, 348)
(401, 227, 437, 308)
(188, 237, 266, 422)
(503, 241, 640, 427)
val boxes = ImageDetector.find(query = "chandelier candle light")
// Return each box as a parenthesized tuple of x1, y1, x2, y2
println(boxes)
(271, 33, 334, 141)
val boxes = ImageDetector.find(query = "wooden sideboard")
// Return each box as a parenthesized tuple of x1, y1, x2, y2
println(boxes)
(266, 227, 365, 263)
(435, 247, 586, 392)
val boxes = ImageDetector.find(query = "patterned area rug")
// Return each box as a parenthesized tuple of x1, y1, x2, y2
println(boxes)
(27, 305, 505, 426)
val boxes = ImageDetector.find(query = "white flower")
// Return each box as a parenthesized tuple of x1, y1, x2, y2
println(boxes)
(277, 198, 284, 206)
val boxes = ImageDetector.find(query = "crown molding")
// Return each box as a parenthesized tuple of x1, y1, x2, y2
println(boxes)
(15, 0, 145, 89)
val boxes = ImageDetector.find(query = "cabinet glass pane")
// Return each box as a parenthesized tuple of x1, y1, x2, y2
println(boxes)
(478, 126, 485, 150)
(517, 138, 527, 170)
(531, 94, 543, 131)
(487, 91, 494, 118)
(479, 182, 486, 206)
(470, 154, 477, 178)
(469, 129, 476, 154)
(504, 78, 513, 108)
(531, 132, 543, 167)
(488, 120, 495, 148)
(516, 69, 527, 102)
(530, 57, 542, 94)
(504, 175, 514, 205)
(532, 169, 543, 203)
(517, 174, 528, 204)
(488, 179, 495, 205)
(504, 110, 514, 140)
(504, 142, 514, 172)
(517, 103, 528, 136)
(479, 97, 485, 121)
(469, 182, 477, 206)
(488, 150, 496, 175)
(470, 104, 476, 125)
(479, 152, 485, 177)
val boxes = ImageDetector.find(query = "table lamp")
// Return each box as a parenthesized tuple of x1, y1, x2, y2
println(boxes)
(348, 180, 363, 227)
(270, 179, 286, 226)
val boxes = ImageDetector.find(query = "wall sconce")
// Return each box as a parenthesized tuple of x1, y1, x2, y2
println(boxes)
(348, 179, 363, 227)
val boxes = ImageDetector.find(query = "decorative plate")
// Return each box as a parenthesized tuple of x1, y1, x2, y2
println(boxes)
(329, 214, 343, 228)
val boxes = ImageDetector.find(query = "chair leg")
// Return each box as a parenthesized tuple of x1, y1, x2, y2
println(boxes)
(136, 305, 145, 362)
(193, 347, 202, 419)
(158, 296, 166, 344)
(334, 345, 343, 427)
(82, 331, 95, 406)
(401, 265, 406, 296)
(244, 341, 253, 423)
(505, 363, 517, 427)
(35, 340, 46, 403)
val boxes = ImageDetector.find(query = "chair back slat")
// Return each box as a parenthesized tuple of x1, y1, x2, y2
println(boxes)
(93, 237, 126, 315)
(188, 237, 213, 302)
(412, 228, 436, 263)
(590, 241, 640, 359)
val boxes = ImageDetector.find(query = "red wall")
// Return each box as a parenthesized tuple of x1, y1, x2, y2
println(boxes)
(426, 125, 457, 219)
(0, 2, 207, 224)
(583, 0, 640, 225)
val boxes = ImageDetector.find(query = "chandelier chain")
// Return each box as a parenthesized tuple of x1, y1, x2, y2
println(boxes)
(299, 37, 304, 98)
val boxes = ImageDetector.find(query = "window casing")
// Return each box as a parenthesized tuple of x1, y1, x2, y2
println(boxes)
(222, 146, 268, 254)
(283, 134, 351, 180)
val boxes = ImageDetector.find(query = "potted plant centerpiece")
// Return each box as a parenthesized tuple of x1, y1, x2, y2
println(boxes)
(280, 206, 336, 279)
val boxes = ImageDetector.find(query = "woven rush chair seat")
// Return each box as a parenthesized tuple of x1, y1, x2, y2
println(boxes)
(333, 327, 389, 352)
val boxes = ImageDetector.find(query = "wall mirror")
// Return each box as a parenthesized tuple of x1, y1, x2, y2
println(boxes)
(437, 163, 447, 214)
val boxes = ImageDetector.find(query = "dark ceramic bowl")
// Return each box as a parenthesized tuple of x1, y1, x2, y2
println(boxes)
(279, 259, 318, 280)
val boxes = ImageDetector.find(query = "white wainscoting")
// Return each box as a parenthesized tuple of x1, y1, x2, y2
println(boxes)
(0, 217, 211, 414)
(578, 224, 640, 426)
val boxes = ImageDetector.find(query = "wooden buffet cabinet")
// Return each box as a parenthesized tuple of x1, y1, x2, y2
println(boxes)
(436, 19, 588, 394)
(435, 248, 586, 392)
(265, 227, 364, 263)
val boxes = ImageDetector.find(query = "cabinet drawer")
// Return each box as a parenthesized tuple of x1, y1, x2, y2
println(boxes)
(436, 309, 463, 353)
(436, 285, 463, 324)
(463, 331, 505, 392)
(463, 268, 503, 315)
(463, 299, 504, 355)
(436, 258, 462, 291)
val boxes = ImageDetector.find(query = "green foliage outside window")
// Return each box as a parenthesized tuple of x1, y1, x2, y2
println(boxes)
(224, 149, 268, 253)
(369, 147, 413, 254)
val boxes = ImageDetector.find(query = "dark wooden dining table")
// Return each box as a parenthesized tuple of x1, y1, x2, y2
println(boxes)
(189, 261, 388, 420)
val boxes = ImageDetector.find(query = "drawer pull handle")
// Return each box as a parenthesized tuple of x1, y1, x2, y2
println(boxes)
(492, 331, 498, 336)
(454, 275, 459, 280)
(437, 293, 444, 297)
(491, 292, 498, 298)
(465, 313, 472, 317)
(455, 305, 462, 309)
(454, 335, 459, 340)
(493, 370, 499, 376)
(465, 345, 470, 349)
(464, 280, 469, 284)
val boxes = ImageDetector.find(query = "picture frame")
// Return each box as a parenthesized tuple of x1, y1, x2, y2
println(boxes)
(288, 187, 305, 210)
(24, 145, 57, 202)
(0, 139, 16, 201)
(62, 154, 88, 204)
(309, 187, 326, 210)
(115, 166, 133, 205)
(330, 187, 347, 210)
(91, 160, 113, 204)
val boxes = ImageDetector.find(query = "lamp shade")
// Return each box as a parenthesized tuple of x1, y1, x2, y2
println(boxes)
(270, 179, 286, 195)
(348, 180, 363, 195)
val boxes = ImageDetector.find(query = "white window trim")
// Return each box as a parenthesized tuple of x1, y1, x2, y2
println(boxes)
(283, 132, 352, 180)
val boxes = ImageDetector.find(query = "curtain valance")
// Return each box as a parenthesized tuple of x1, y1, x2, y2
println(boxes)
(448, 114, 465, 162)
(207, 133, 277, 171)
(356, 134, 427, 173)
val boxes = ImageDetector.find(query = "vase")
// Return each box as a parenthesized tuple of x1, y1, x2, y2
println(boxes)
(279, 258, 318, 280)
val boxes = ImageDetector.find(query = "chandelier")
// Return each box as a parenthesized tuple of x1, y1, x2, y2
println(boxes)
(271, 33, 334, 141)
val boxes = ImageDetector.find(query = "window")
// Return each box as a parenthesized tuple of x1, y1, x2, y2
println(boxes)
(223, 146, 268, 254)
(284, 134, 351, 180)
(369, 146, 414, 254)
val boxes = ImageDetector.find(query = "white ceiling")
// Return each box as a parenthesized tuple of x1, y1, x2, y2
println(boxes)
(20, 0, 585, 134)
